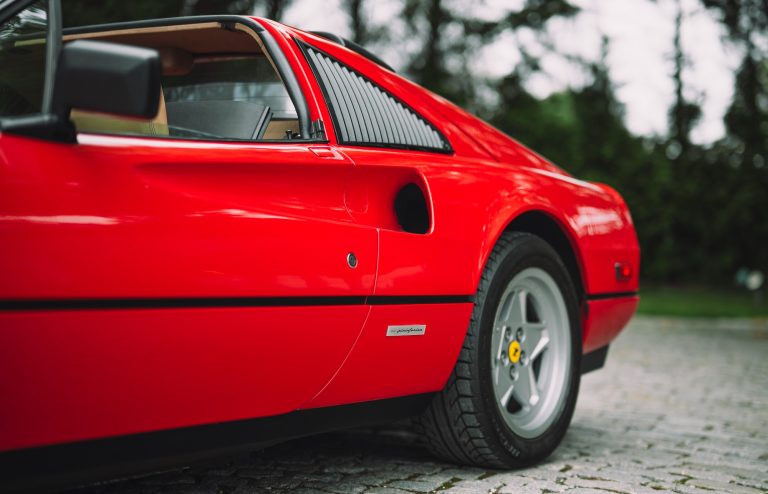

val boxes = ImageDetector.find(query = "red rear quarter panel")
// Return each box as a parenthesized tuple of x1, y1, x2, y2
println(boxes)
(286, 24, 639, 295)
(270, 20, 641, 369)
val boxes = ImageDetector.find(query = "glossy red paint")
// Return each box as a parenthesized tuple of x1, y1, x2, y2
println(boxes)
(0, 305, 368, 452)
(0, 134, 377, 300)
(0, 15, 640, 456)
(582, 296, 640, 353)
(304, 302, 474, 408)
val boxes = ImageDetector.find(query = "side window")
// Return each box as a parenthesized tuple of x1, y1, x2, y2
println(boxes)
(163, 55, 298, 140)
(301, 43, 451, 153)
(0, 0, 48, 117)
(66, 23, 300, 141)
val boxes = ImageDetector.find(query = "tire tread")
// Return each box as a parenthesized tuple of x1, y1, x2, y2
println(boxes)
(417, 232, 579, 468)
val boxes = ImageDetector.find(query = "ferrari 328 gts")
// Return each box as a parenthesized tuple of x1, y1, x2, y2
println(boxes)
(0, 0, 639, 490)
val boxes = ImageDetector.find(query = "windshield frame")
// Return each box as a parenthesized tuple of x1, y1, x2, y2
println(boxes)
(0, 0, 61, 119)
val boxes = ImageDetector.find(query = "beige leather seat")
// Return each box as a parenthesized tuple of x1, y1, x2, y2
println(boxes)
(70, 89, 169, 136)
(69, 47, 193, 137)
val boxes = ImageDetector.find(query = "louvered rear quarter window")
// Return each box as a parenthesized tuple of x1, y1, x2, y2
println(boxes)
(299, 42, 452, 153)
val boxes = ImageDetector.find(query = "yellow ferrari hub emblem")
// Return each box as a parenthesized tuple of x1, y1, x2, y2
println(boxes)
(508, 340, 521, 364)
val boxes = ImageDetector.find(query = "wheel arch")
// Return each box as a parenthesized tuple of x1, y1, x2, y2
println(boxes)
(482, 209, 586, 303)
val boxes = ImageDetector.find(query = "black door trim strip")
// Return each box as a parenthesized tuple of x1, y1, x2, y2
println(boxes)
(586, 291, 638, 301)
(0, 295, 474, 311)
(368, 295, 473, 305)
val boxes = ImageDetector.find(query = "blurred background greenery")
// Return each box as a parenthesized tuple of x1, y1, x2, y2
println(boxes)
(61, 0, 768, 317)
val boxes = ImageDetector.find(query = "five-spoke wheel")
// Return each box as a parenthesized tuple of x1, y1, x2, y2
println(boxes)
(490, 267, 571, 439)
(419, 232, 581, 468)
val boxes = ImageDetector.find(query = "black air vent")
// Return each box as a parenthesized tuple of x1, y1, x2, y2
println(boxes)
(301, 44, 452, 153)
(394, 183, 430, 234)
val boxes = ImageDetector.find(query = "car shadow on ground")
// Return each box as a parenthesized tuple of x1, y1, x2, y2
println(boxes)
(66, 422, 597, 494)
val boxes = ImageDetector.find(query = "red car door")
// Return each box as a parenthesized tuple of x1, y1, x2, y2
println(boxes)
(0, 12, 378, 452)
(0, 133, 378, 452)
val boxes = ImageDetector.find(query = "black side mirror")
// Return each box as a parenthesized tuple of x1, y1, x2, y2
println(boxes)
(53, 39, 161, 119)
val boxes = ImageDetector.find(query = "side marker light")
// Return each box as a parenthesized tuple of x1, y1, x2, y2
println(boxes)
(615, 262, 632, 282)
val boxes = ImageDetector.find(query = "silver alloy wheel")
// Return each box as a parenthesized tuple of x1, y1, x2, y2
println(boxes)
(490, 267, 571, 439)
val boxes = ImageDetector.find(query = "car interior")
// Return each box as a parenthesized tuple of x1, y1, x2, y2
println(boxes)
(63, 22, 301, 141)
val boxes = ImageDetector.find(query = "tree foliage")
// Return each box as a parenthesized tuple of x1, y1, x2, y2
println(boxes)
(499, 1, 767, 284)
(398, 0, 578, 109)
(341, 0, 387, 45)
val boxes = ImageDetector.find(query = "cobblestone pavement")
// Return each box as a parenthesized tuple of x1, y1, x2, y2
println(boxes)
(71, 316, 768, 494)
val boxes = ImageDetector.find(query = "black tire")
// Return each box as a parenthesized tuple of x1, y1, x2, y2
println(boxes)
(417, 231, 581, 468)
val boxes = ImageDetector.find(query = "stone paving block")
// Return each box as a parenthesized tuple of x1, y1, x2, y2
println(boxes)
(298, 481, 368, 494)
(562, 489, 623, 494)
(360, 487, 414, 494)
(687, 477, 765, 493)
(440, 477, 505, 494)
(320, 464, 369, 475)
(432, 467, 488, 481)
(497, 477, 569, 493)
(385, 478, 445, 492)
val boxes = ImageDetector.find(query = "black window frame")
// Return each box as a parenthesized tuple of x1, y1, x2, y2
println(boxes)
(296, 39, 453, 154)
(0, 0, 61, 119)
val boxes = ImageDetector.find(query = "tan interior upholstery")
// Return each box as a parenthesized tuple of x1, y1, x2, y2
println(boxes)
(64, 23, 291, 140)
(262, 120, 301, 140)
(70, 89, 169, 136)
(157, 47, 194, 76)
(65, 24, 256, 138)
(63, 23, 262, 55)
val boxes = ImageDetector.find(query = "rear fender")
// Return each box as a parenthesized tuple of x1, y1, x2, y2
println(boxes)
(477, 168, 639, 298)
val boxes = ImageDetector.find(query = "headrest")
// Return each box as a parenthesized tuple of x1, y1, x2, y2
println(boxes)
(157, 47, 194, 76)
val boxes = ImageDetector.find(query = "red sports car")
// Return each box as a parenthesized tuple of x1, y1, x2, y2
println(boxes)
(0, 1, 639, 490)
